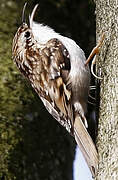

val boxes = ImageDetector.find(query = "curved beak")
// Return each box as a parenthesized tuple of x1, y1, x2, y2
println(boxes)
(22, 2, 27, 24)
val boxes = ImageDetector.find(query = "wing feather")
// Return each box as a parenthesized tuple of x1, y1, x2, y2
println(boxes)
(38, 38, 73, 133)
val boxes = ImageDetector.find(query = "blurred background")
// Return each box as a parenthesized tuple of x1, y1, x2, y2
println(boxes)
(0, 0, 95, 179)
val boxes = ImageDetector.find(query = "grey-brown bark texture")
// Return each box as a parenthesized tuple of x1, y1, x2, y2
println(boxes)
(95, 0, 118, 179)
(0, 0, 95, 179)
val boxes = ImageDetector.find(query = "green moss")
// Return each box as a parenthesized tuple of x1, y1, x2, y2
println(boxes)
(0, 1, 39, 178)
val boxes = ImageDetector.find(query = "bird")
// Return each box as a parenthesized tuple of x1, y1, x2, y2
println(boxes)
(12, 4, 104, 177)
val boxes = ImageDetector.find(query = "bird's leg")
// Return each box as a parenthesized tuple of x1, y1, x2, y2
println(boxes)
(85, 33, 105, 65)
(85, 33, 105, 79)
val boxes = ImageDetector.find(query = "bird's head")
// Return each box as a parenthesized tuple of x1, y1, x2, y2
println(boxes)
(12, 4, 39, 65)
(12, 3, 40, 78)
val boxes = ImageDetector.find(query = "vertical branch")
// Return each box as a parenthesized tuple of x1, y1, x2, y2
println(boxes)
(95, 0, 118, 179)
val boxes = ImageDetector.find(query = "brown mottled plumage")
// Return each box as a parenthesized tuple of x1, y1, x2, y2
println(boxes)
(12, 4, 101, 177)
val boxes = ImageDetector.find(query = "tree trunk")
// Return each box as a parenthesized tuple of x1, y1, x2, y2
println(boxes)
(95, 0, 118, 179)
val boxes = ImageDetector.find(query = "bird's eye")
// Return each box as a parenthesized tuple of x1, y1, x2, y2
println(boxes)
(24, 31, 30, 39)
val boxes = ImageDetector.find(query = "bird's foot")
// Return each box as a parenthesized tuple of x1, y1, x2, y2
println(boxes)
(85, 33, 105, 79)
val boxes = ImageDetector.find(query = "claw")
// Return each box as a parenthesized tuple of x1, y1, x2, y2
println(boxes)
(89, 94, 96, 101)
(91, 56, 103, 80)
(89, 86, 96, 90)
(85, 33, 105, 79)
(88, 101, 95, 105)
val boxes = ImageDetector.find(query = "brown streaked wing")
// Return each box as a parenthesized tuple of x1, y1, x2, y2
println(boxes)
(39, 38, 74, 134)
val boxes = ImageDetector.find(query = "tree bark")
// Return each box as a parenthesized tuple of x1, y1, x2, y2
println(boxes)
(95, 0, 118, 179)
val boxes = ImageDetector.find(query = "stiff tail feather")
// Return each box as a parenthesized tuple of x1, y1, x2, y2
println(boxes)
(74, 115, 98, 177)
